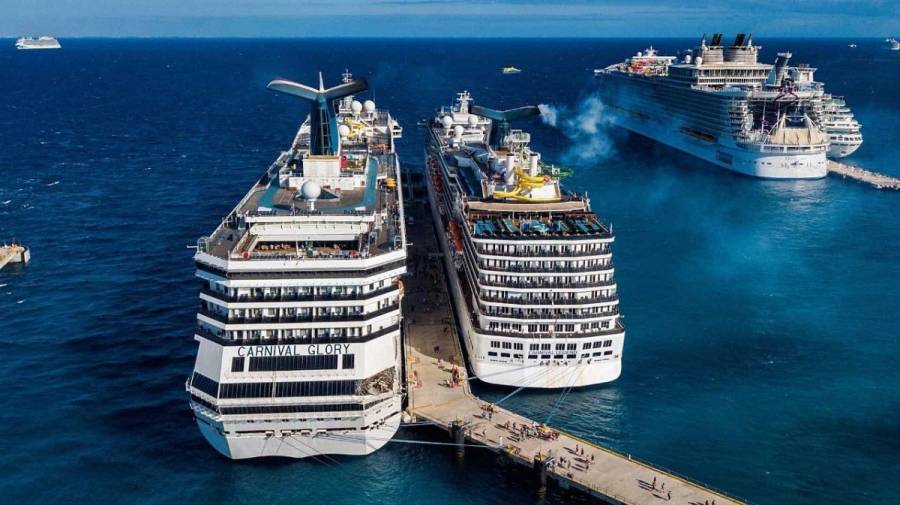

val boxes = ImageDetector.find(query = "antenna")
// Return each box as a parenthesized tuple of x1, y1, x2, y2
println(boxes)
(470, 105, 541, 149)
(268, 74, 368, 156)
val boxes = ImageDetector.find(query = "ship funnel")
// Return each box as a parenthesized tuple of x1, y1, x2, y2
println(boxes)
(766, 52, 792, 87)
(268, 74, 368, 156)
(470, 105, 541, 149)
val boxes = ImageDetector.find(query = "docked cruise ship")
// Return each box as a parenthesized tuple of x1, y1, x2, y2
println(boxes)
(187, 71, 407, 459)
(820, 94, 862, 158)
(595, 33, 863, 178)
(15, 36, 60, 49)
(425, 91, 624, 388)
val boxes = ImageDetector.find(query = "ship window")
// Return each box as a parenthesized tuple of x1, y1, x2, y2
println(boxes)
(528, 355, 538, 360)
(249, 355, 338, 372)
(604, 350, 613, 356)
(592, 352, 603, 357)
(500, 353, 510, 358)
(501, 342, 512, 349)
(566, 354, 577, 359)
(275, 379, 357, 397)
(490, 341, 500, 348)
(529, 344, 540, 351)
(541, 344, 551, 351)
(541, 354, 551, 359)
(514, 343, 523, 350)
(553, 354, 564, 359)
(566, 343, 577, 351)
(488, 351, 498, 357)
(231, 357, 245, 372)
(582, 342, 592, 349)
(603, 340, 613, 347)
(219, 381, 273, 399)
(191, 372, 219, 398)
(342, 354, 356, 369)
(581, 354, 590, 358)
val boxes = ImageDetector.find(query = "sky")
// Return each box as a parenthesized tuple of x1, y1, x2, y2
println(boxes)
(3, 0, 898, 38)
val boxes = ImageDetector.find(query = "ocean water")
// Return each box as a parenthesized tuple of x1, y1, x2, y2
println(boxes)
(0, 38, 898, 504)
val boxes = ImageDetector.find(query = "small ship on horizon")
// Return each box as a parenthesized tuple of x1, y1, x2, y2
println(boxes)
(16, 36, 61, 50)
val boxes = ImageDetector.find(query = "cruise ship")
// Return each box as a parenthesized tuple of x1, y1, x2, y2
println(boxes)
(425, 91, 624, 388)
(595, 34, 864, 178)
(16, 36, 60, 49)
(187, 71, 407, 459)
(820, 94, 862, 158)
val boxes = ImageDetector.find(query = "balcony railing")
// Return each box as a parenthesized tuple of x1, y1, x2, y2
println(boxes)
(479, 306, 619, 320)
(476, 262, 613, 274)
(198, 303, 400, 325)
(195, 323, 401, 346)
(478, 294, 618, 305)
(477, 322, 625, 339)
(474, 247, 611, 258)
(200, 285, 398, 304)
(478, 278, 617, 290)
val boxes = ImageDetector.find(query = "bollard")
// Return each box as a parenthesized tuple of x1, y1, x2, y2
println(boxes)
(450, 420, 465, 459)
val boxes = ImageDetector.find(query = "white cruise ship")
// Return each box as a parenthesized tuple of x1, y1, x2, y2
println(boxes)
(187, 71, 407, 459)
(820, 94, 862, 158)
(425, 91, 624, 389)
(16, 36, 61, 50)
(595, 34, 863, 178)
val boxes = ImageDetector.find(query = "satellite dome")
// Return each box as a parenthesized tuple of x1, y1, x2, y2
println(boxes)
(301, 180, 322, 200)
(441, 115, 454, 128)
(453, 125, 465, 137)
(351, 100, 363, 114)
(467, 115, 479, 126)
(363, 100, 376, 113)
(338, 124, 351, 138)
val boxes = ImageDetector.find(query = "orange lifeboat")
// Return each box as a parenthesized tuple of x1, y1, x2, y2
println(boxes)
(448, 220, 464, 253)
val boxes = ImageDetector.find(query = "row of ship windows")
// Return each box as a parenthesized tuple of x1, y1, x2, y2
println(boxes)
(478, 259, 611, 271)
(480, 290, 616, 303)
(200, 320, 398, 341)
(205, 279, 393, 301)
(482, 307, 617, 319)
(192, 372, 360, 399)
(486, 321, 615, 333)
(230, 354, 355, 373)
(475, 244, 610, 257)
(479, 274, 613, 285)
(490, 340, 614, 351)
(487, 351, 614, 359)
(207, 298, 396, 320)
(190, 394, 386, 415)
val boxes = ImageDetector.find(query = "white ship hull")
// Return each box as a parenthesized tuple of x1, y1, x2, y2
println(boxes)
(16, 45, 61, 50)
(827, 141, 861, 159)
(424, 160, 623, 389)
(610, 111, 827, 179)
(196, 410, 401, 460)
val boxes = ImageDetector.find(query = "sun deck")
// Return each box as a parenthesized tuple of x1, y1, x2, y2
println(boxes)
(200, 152, 403, 262)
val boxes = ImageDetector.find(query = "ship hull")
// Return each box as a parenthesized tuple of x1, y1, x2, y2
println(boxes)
(424, 154, 622, 389)
(195, 410, 401, 460)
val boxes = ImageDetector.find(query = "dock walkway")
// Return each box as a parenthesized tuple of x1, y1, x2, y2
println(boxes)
(402, 201, 744, 505)
(827, 160, 900, 190)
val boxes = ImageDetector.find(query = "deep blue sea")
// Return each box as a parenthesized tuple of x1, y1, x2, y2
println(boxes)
(1, 38, 898, 505)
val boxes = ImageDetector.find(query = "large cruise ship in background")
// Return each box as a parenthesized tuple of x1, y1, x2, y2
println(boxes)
(425, 91, 624, 388)
(15, 36, 61, 49)
(595, 33, 863, 178)
(187, 71, 407, 459)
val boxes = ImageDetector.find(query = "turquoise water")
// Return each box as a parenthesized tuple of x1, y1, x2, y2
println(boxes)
(0, 38, 898, 504)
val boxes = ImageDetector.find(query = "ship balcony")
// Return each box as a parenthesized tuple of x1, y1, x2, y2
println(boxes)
(200, 285, 398, 304)
(478, 277, 616, 290)
(478, 321, 625, 340)
(473, 245, 612, 259)
(475, 261, 613, 274)
(479, 306, 619, 320)
(194, 322, 401, 346)
(478, 293, 618, 306)
(198, 302, 399, 326)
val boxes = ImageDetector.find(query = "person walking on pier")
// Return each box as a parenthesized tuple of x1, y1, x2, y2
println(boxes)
(667, 491, 671, 501)
(652, 476, 657, 489)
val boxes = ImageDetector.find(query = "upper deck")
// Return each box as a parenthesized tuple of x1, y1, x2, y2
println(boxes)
(197, 73, 405, 269)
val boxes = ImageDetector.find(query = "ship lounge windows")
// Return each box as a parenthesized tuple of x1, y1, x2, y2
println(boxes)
(231, 357, 245, 372)
(248, 354, 339, 372)
(191, 372, 219, 397)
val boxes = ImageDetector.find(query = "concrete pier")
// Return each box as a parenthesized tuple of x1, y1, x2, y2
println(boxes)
(827, 160, 900, 190)
(402, 200, 745, 505)
(0, 244, 29, 271)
